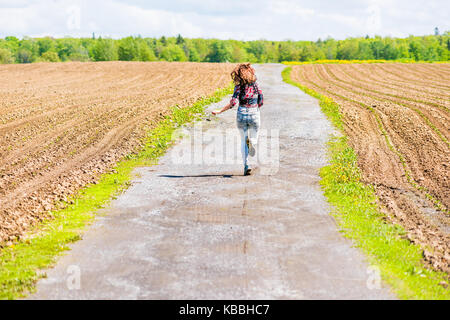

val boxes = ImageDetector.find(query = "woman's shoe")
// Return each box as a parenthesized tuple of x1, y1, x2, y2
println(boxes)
(244, 165, 252, 176)
(246, 138, 255, 157)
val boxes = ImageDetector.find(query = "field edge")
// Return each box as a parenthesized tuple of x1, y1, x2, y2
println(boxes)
(283, 59, 450, 65)
(0, 83, 234, 300)
(282, 66, 449, 300)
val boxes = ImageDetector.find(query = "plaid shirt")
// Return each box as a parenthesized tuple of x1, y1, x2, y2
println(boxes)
(230, 82, 264, 108)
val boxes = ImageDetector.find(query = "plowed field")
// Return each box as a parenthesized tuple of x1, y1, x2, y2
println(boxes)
(291, 63, 450, 273)
(0, 61, 233, 244)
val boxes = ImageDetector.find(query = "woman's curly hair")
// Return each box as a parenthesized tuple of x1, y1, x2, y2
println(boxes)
(231, 63, 256, 86)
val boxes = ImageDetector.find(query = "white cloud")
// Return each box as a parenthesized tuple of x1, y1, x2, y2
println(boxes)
(0, 0, 448, 40)
(271, 1, 315, 18)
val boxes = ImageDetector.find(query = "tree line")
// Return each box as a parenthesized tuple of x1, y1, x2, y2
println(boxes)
(0, 33, 449, 64)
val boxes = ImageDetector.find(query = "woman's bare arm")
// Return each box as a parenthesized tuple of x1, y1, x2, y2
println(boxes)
(212, 102, 232, 115)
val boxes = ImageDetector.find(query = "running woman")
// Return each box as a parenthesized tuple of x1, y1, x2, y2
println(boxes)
(212, 63, 264, 176)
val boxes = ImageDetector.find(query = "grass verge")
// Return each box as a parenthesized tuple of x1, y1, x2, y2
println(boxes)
(282, 66, 449, 300)
(0, 84, 234, 300)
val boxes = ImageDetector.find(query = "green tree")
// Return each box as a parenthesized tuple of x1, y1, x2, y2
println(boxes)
(247, 41, 265, 62)
(17, 49, 33, 63)
(37, 37, 55, 56)
(19, 38, 39, 61)
(323, 38, 337, 59)
(1, 34, 448, 64)
(4, 36, 20, 52)
(0, 48, 15, 64)
(298, 43, 325, 61)
(206, 41, 232, 62)
(40, 51, 60, 62)
(278, 42, 295, 61)
(230, 44, 248, 62)
(382, 38, 399, 60)
(160, 44, 187, 61)
(176, 34, 185, 45)
(337, 40, 359, 60)
(92, 38, 118, 61)
(263, 42, 280, 62)
(68, 46, 90, 62)
(396, 41, 410, 59)
(55, 38, 80, 61)
(408, 39, 426, 61)
(357, 41, 374, 59)
(184, 42, 200, 62)
(118, 37, 139, 61)
(138, 41, 156, 61)
(191, 39, 210, 61)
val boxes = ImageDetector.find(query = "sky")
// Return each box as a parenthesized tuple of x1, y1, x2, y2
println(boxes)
(0, 0, 448, 41)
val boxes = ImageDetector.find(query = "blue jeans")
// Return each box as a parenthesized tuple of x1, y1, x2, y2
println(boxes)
(236, 107, 260, 167)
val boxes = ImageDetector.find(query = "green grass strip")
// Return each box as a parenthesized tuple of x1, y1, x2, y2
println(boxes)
(282, 66, 449, 300)
(0, 83, 234, 300)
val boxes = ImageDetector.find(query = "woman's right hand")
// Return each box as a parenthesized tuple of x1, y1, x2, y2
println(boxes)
(212, 103, 231, 116)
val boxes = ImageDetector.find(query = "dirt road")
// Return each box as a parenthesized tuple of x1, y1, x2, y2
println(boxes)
(30, 64, 394, 299)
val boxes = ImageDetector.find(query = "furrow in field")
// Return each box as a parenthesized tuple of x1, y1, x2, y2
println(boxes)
(385, 63, 447, 83)
(345, 64, 450, 104)
(376, 64, 450, 90)
(392, 63, 450, 82)
(324, 64, 450, 144)
(412, 63, 450, 78)
(361, 64, 450, 98)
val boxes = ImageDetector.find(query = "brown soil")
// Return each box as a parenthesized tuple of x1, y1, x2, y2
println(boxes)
(291, 63, 450, 274)
(0, 61, 233, 244)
